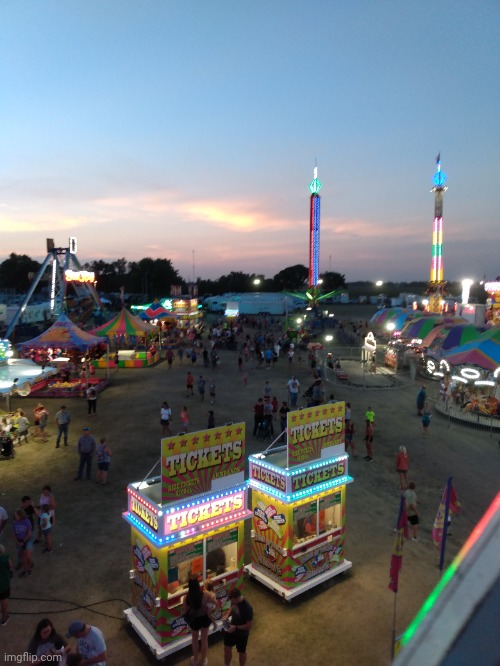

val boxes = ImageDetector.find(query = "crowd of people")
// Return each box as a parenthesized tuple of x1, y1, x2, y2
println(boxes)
(1, 312, 463, 664)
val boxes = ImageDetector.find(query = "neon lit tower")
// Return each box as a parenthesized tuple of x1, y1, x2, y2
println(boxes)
(308, 165, 322, 288)
(427, 154, 448, 313)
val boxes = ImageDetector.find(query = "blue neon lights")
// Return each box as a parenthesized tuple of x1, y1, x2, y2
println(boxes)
(433, 169, 447, 187)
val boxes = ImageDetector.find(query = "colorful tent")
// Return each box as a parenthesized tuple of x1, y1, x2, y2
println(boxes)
(369, 308, 408, 326)
(401, 316, 443, 340)
(428, 324, 485, 352)
(401, 316, 467, 341)
(138, 301, 176, 321)
(443, 328, 500, 371)
(385, 311, 425, 332)
(16, 314, 106, 352)
(91, 308, 155, 338)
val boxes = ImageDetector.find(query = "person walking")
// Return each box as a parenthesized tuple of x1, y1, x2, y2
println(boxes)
(38, 406, 49, 442)
(396, 446, 409, 490)
(223, 587, 254, 666)
(66, 620, 107, 666)
(253, 398, 264, 437)
(197, 376, 206, 402)
(74, 427, 96, 481)
(13, 508, 33, 577)
(33, 403, 46, 438)
(54, 406, 71, 448)
(160, 402, 172, 437)
(180, 406, 190, 433)
(207, 411, 215, 429)
(422, 402, 432, 437)
(186, 372, 194, 397)
(0, 544, 13, 626)
(182, 576, 217, 666)
(36, 485, 56, 542)
(209, 381, 216, 404)
(287, 376, 300, 408)
(96, 438, 112, 486)
(364, 420, 374, 461)
(404, 481, 420, 542)
(86, 386, 97, 416)
(416, 385, 426, 416)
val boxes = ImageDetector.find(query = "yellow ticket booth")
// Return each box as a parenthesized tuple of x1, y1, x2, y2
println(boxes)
(123, 423, 252, 659)
(245, 402, 353, 600)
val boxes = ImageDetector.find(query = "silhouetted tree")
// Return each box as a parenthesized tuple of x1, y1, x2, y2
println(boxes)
(0, 253, 42, 292)
(273, 264, 308, 291)
(319, 271, 346, 292)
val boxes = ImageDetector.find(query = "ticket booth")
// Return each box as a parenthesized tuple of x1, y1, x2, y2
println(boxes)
(123, 423, 252, 659)
(245, 402, 353, 600)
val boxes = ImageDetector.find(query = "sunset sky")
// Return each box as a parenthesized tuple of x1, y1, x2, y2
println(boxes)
(1, 2, 499, 284)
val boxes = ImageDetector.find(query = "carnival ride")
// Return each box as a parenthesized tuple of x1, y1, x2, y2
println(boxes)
(5, 237, 102, 339)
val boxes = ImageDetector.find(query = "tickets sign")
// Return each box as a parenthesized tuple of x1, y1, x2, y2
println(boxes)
(161, 423, 245, 503)
(287, 402, 345, 467)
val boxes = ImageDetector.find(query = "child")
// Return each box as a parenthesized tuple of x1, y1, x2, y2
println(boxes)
(38, 503, 52, 553)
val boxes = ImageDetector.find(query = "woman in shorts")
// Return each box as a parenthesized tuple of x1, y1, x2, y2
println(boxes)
(96, 437, 112, 486)
(182, 577, 217, 666)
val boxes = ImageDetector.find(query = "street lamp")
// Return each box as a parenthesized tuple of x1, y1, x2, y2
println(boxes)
(461, 279, 473, 304)
(375, 280, 383, 287)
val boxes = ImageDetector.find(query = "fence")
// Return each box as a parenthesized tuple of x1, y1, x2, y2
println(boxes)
(434, 397, 500, 437)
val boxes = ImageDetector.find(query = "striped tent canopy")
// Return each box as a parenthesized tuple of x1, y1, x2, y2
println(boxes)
(385, 311, 426, 332)
(138, 301, 176, 321)
(401, 315, 468, 341)
(369, 307, 409, 326)
(443, 327, 500, 371)
(90, 308, 155, 338)
(425, 324, 486, 352)
(16, 314, 106, 351)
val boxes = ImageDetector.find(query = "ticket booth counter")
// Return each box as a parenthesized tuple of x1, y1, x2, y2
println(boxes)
(245, 402, 353, 601)
(123, 423, 252, 659)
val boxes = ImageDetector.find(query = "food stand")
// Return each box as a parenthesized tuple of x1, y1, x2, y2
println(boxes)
(245, 402, 353, 600)
(91, 308, 158, 367)
(123, 422, 252, 659)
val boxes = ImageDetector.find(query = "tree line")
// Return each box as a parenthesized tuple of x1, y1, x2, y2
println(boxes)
(0, 254, 346, 298)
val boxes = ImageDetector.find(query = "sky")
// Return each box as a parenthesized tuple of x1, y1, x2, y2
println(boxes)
(1, 1, 499, 285)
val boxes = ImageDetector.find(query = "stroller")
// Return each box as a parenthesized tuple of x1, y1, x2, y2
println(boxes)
(0, 433, 15, 459)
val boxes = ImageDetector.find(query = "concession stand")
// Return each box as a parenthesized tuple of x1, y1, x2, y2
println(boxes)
(245, 402, 353, 600)
(91, 308, 159, 368)
(123, 422, 252, 659)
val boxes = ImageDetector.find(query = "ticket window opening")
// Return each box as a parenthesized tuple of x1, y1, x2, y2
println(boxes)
(292, 497, 341, 549)
(167, 532, 239, 597)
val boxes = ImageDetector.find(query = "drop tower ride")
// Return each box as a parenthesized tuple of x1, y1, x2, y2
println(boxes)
(308, 165, 322, 289)
(427, 154, 448, 313)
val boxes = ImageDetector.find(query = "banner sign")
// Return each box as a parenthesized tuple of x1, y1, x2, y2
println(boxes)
(287, 402, 345, 467)
(161, 423, 245, 503)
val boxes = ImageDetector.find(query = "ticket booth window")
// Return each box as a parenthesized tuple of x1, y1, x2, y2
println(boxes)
(206, 527, 238, 580)
(166, 527, 239, 600)
(292, 493, 342, 550)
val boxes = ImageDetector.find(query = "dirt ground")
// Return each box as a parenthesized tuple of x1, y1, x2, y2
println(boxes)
(1, 318, 499, 666)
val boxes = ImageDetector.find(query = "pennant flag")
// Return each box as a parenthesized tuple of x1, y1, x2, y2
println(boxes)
(389, 496, 409, 593)
(432, 479, 461, 548)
